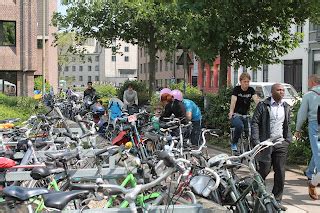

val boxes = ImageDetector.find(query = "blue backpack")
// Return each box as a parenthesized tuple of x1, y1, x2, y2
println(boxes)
(109, 101, 122, 121)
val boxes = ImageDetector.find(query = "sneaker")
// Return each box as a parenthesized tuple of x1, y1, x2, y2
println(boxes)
(308, 181, 318, 200)
(231, 143, 238, 151)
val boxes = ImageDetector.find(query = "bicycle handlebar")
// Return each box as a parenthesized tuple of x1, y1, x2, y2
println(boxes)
(227, 136, 284, 161)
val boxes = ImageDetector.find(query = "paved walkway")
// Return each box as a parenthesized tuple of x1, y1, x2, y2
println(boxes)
(207, 146, 320, 213)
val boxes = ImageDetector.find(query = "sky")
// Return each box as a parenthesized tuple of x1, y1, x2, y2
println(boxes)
(57, 0, 67, 15)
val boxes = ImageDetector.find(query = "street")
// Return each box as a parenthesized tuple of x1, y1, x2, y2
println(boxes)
(207, 146, 320, 213)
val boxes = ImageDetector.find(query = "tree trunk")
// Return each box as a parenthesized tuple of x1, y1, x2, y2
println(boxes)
(219, 47, 229, 90)
(148, 38, 157, 98)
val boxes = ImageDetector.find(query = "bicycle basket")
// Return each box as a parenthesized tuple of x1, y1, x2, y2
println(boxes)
(190, 175, 216, 197)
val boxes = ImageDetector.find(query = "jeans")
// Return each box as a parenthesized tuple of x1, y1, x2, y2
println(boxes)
(191, 120, 202, 146)
(305, 121, 320, 179)
(257, 141, 289, 201)
(231, 115, 249, 144)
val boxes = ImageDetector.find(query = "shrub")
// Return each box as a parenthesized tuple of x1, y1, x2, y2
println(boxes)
(94, 83, 117, 103)
(34, 76, 51, 92)
(203, 87, 233, 134)
(0, 94, 46, 122)
(287, 98, 311, 165)
(117, 81, 149, 106)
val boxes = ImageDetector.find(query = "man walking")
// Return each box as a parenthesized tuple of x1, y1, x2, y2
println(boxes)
(295, 74, 320, 200)
(251, 83, 292, 210)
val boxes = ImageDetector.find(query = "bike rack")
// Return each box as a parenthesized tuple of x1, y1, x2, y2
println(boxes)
(1, 167, 136, 182)
(3, 149, 134, 182)
(64, 204, 206, 213)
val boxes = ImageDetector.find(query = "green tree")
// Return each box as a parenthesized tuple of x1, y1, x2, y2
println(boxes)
(53, 0, 183, 97)
(34, 76, 50, 92)
(178, 0, 320, 88)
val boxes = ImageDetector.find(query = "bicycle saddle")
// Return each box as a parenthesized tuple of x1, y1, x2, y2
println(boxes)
(3, 186, 49, 201)
(70, 183, 98, 192)
(45, 151, 77, 161)
(43, 190, 89, 210)
(30, 167, 64, 180)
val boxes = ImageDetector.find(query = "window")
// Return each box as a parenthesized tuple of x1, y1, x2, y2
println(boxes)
(140, 64, 143, 73)
(144, 63, 146, 73)
(37, 39, 43, 49)
(0, 21, 16, 46)
(79, 76, 83, 81)
(210, 66, 214, 88)
(263, 64, 269, 82)
(234, 69, 238, 85)
(95, 76, 99, 81)
(88, 76, 92, 82)
(95, 65, 99, 71)
(79, 66, 83, 71)
(140, 48, 142, 57)
(176, 56, 180, 69)
(88, 66, 92, 71)
(202, 66, 206, 88)
(242, 66, 247, 72)
(314, 50, 320, 75)
(112, 56, 116, 61)
(64, 66, 69, 72)
(87, 56, 92, 63)
(119, 69, 135, 75)
(160, 60, 163, 72)
(155, 60, 158, 72)
(95, 56, 99, 62)
(124, 46, 129, 52)
(296, 24, 303, 42)
(165, 61, 168, 71)
(124, 56, 129, 62)
(72, 66, 76, 71)
(252, 69, 257, 82)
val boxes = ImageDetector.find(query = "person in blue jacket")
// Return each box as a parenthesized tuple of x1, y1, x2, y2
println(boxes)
(183, 98, 202, 146)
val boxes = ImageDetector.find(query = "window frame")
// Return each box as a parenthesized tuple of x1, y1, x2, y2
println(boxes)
(0, 21, 16, 46)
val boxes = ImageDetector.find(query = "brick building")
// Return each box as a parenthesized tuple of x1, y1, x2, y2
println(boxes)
(0, 0, 58, 96)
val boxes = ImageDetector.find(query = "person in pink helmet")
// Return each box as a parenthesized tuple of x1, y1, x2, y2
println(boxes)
(160, 93, 186, 122)
(171, 89, 183, 101)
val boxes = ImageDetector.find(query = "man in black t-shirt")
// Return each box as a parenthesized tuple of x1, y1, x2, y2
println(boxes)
(229, 72, 259, 153)
(84, 81, 96, 99)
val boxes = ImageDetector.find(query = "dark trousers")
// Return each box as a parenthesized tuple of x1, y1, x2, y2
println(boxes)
(231, 116, 249, 144)
(257, 141, 289, 201)
(191, 120, 201, 146)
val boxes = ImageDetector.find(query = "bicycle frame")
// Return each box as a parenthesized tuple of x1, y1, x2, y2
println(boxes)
(105, 172, 161, 208)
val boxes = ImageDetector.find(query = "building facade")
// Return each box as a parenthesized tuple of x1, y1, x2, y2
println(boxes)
(59, 39, 138, 87)
(102, 40, 138, 87)
(230, 21, 314, 93)
(137, 48, 188, 88)
(0, 0, 58, 96)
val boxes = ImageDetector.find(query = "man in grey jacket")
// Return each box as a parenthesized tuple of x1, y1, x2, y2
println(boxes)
(123, 83, 138, 110)
(251, 83, 291, 210)
(295, 74, 320, 200)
